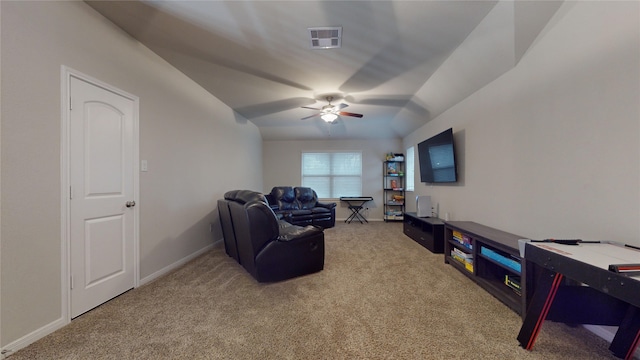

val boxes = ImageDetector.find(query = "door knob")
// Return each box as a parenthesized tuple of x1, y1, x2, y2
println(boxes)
(126, 201, 136, 208)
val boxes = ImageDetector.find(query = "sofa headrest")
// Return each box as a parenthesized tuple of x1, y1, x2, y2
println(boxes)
(270, 186, 295, 201)
(295, 187, 315, 200)
(295, 187, 318, 209)
(224, 190, 240, 200)
(225, 190, 266, 205)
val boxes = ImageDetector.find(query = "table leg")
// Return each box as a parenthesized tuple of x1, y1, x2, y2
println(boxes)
(351, 206, 363, 223)
(344, 201, 367, 224)
(354, 206, 367, 223)
(610, 306, 640, 360)
(517, 268, 564, 350)
(344, 208, 355, 223)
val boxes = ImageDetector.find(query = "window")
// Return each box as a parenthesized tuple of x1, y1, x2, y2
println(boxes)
(302, 152, 362, 198)
(406, 146, 415, 191)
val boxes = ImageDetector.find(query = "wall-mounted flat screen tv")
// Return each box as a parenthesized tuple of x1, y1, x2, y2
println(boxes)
(417, 128, 458, 183)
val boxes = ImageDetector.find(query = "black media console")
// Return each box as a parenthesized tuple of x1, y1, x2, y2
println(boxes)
(444, 221, 526, 316)
(403, 212, 444, 253)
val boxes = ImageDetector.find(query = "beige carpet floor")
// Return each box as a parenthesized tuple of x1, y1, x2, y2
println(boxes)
(9, 222, 620, 359)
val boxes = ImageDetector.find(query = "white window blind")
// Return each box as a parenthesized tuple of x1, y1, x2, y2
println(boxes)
(302, 152, 362, 198)
(406, 146, 415, 191)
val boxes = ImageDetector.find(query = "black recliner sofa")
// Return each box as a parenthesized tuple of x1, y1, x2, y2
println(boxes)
(266, 186, 336, 229)
(218, 190, 325, 282)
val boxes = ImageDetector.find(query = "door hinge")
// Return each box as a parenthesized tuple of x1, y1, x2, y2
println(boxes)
(70, 275, 74, 290)
(69, 97, 73, 111)
(69, 186, 73, 200)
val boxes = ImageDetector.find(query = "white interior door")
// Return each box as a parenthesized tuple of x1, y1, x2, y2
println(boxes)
(69, 76, 136, 318)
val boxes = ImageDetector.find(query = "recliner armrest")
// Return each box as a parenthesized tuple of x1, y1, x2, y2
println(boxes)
(278, 224, 323, 242)
(316, 201, 336, 209)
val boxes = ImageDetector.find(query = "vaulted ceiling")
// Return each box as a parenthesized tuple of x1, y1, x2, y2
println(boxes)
(87, 0, 563, 140)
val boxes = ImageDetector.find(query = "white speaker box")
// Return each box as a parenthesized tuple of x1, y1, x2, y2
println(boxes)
(416, 195, 432, 218)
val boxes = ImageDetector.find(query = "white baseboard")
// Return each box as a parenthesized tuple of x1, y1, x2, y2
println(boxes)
(140, 242, 216, 285)
(1, 242, 218, 357)
(584, 325, 640, 360)
(1, 316, 67, 358)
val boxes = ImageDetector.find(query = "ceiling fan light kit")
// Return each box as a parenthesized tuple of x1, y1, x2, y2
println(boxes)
(301, 95, 363, 122)
(321, 113, 338, 122)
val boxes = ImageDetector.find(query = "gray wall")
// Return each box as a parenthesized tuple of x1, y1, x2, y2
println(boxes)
(405, 1, 640, 245)
(1, 1, 262, 346)
(263, 139, 402, 221)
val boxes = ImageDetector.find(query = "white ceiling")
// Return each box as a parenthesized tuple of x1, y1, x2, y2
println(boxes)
(87, 0, 563, 140)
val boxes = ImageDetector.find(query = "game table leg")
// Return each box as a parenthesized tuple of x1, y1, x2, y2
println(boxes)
(610, 306, 640, 360)
(517, 269, 564, 350)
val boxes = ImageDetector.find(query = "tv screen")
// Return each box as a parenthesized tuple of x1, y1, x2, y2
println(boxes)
(418, 128, 458, 183)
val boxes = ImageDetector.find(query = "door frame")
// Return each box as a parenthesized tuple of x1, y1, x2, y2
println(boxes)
(61, 66, 140, 323)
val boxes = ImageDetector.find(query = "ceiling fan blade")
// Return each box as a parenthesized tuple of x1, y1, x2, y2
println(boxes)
(301, 106, 322, 110)
(336, 103, 349, 110)
(301, 113, 320, 120)
(338, 111, 363, 118)
(235, 97, 317, 119)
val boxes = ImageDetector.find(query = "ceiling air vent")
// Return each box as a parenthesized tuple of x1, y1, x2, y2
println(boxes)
(308, 27, 342, 49)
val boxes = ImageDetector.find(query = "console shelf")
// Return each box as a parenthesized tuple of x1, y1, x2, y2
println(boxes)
(444, 221, 527, 316)
(403, 213, 444, 253)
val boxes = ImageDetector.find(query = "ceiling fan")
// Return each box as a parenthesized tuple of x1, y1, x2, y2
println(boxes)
(301, 96, 363, 122)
